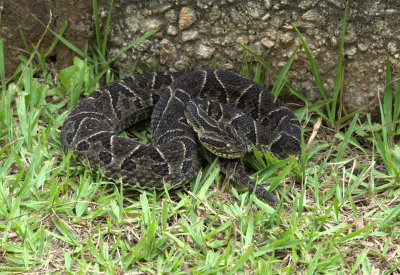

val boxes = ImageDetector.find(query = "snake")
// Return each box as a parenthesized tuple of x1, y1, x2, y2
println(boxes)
(60, 70, 301, 205)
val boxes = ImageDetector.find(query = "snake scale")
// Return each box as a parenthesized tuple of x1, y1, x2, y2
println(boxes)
(61, 70, 301, 205)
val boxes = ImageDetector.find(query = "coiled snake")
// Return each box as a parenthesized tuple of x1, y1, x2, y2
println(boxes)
(61, 70, 301, 205)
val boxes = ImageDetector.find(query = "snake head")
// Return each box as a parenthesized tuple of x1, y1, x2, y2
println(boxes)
(197, 124, 248, 159)
(184, 100, 248, 159)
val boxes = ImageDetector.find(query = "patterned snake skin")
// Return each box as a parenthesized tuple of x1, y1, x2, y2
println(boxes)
(60, 70, 301, 205)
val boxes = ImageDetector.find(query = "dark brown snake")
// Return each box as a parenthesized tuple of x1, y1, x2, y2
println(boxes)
(60, 70, 301, 205)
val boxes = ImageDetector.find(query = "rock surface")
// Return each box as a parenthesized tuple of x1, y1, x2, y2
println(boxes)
(1, 0, 399, 114)
(1, 0, 93, 76)
(98, 0, 400, 113)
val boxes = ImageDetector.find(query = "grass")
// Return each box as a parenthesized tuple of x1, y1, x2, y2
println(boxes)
(1, 1, 400, 274)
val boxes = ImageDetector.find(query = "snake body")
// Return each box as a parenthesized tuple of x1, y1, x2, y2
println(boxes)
(61, 70, 301, 204)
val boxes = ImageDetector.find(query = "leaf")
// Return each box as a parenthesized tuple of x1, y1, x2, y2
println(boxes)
(59, 57, 91, 92)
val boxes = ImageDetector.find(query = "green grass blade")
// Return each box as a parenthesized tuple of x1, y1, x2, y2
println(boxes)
(95, 30, 157, 81)
(383, 55, 393, 126)
(334, 132, 366, 153)
(102, 0, 115, 57)
(146, 218, 157, 258)
(244, 217, 254, 248)
(48, 26, 89, 61)
(253, 52, 264, 85)
(337, 223, 374, 243)
(394, 64, 400, 121)
(45, 22, 68, 57)
(161, 198, 168, 231)
(241, 45, 274, 74)
(181, 220, 206, 254)
(140, 193, 150, 224)
(16, 96, 30, 148)
(93, 0, 101, 51)
(52, 218, 80, 246)
(19, 29, 31, 53)
(330, 1, 348, 122)
(335, 114, 358, 161)
(241, 46, 309, 101)
(351, 249, 370, 273)
(334, 103, 370, 125)
(384, 262, 400, 275)
(269, 163, 293, 191)
(242, 44, 330, 122)
(271, 47, 298, 97)
(197, 162, 219, 200)
(227, 244, 254, 275)
(0, 40, 5, 91)
(382, 204, 400, 226)
(372, 130, 394, 175)
(293, 24, 329, 113)
(240, 46, 251, 77)
(294, 99, 335, 120)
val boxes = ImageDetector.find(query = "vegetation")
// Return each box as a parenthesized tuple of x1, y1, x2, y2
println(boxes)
(0, 1, 399, 274)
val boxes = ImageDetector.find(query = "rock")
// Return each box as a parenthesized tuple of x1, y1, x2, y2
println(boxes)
(159, 39, 176, 64)
(145, 18, 164, 31)
(179, 7, 196, 30)
(167, 25, 178, 36)
(196, 44, 214, 59)
(165, 9, 178, 23)
(388, 42, 397, 55)
(182, 30, 199, 41)
(261, 38, 275, 48)
(302, 9, 324, 22)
